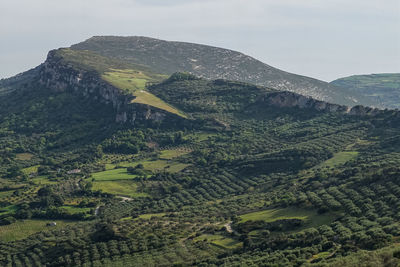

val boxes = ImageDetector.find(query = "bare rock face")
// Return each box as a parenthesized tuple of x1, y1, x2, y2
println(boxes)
(38, 50, 129, 110)
(115, 105, 167, 126)
(115, 112, 128, 123)
(38, 50, 175, 125)
(263, 91, 381, 116)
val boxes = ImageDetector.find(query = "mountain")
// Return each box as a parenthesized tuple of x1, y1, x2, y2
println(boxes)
(70, 36, 373, 107)
(2, 37, 400, 266)
(331, 73, 400, 109)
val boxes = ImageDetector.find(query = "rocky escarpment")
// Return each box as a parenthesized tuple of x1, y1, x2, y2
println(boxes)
(38, 50, 178, 125)
(263, 91, 381, 116)
(39, 50, 129, 110)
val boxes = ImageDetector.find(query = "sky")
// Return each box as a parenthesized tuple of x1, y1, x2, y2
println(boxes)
(0, 0, 399, 81)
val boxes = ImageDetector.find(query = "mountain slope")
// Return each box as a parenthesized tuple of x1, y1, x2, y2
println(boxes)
(331, 73, 400, 109)
(70, 36, 369, 106)
(0, 66, 41, 96)
(3, 38, 400, 266)
(2, 66, 400, 265)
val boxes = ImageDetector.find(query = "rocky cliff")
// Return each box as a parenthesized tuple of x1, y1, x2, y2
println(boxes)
(38, 50, 177, 125)
(263, 91, 381, 116)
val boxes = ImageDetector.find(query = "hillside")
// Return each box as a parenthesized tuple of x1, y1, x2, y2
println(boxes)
(331, 73, 400, 109)
(0, 66, 41, 96)
(39, 48, 186, 121)
(70, 36, 373, 107)
(1, 40, 400, 266)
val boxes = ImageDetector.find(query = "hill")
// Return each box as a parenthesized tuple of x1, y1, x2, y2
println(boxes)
(1, 39, 400, 266)
(70, 36, 373, 107)
(331, 73, 400, 109)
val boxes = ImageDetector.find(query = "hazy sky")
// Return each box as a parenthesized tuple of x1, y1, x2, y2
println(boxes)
(1, 0, 399, 81)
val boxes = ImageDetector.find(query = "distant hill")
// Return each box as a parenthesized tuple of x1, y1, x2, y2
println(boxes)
(70, 36, 370, 106)
(331, 73, 400, 109)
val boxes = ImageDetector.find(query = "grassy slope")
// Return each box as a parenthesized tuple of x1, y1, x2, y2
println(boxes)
(102, 69, 186, 117)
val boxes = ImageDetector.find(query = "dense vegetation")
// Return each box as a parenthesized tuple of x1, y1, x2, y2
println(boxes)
(1, 46, 400, 266)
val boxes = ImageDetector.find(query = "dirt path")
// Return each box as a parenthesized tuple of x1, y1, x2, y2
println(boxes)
(94, 206, 101, 216)
(224, 221, 233, 233)
(118, 196, 133, 202)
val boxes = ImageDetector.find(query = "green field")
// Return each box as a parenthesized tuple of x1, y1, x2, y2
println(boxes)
(21, 165, 39, 175)
(92, 180, 148, 198)
(194, 234, 242, 249)
(239, 208, 337, 229)
(317, 151, 359, 168)
(0, 220, 75, 242)
(91, 168, 137, 181)
(138, 160, 188, 173)
(159, 149, 190, 160)
(102, 69, 186, 117)
(140, 160, 171, 171)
